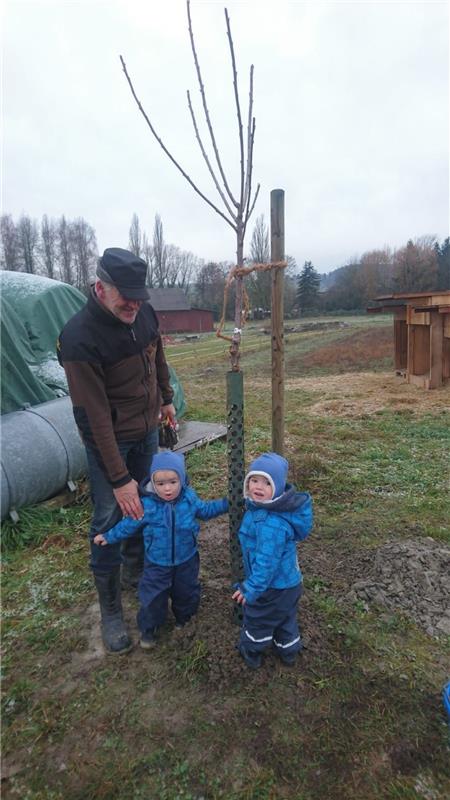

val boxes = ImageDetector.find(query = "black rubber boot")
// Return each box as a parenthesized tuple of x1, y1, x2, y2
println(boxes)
(94, 569, 133, 655)
(121, 534, 144, 591)
(279, 652, 296, 666)
(238, 644, 262, 670)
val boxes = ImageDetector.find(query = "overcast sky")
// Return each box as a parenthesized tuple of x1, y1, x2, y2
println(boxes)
(2, 0, 449, 273)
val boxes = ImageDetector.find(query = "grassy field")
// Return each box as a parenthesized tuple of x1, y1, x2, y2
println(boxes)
(2, 315, 450, 799)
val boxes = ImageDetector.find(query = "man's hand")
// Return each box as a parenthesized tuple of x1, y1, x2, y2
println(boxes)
(232, 589, 246, 605)
(161, 402, 176, 422)
(94, 533, 108, 546)
(113, 479, 144, 520)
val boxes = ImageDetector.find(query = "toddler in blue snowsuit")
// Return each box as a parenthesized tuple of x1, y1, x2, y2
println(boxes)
(94, 451, 228, 649)
(232, 452, 313, 669)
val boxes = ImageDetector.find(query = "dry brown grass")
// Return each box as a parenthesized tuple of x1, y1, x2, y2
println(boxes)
(242, 370, 450, 419)
(300, 326, 393, 370)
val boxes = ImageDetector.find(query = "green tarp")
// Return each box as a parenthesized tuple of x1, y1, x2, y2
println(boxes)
(0, 271, 186, 417)
(0, 297, 56, 413)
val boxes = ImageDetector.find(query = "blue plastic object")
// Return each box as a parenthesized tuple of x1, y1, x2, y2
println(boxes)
(442, 681, 450, 723)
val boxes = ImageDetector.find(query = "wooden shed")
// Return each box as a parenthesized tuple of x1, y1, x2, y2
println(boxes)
(148, 288, 214, 334)
(368, 290, 450, 389)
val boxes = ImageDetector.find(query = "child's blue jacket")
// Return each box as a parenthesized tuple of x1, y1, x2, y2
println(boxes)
(103, 483, 228, 567)
(237, 486, 313, 604)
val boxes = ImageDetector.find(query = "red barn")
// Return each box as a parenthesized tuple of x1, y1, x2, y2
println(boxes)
(148, 288, 214, 334)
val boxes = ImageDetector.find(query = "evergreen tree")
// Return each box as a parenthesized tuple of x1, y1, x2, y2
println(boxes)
(296, 260, 321, 313)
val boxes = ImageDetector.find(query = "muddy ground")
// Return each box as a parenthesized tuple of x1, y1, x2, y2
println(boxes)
(2, 369, 449, 798)
(50, 514, 450, 690)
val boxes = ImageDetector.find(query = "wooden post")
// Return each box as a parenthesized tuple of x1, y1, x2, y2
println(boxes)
(429, 311, 444, 389)
(271, 189, 285, 455)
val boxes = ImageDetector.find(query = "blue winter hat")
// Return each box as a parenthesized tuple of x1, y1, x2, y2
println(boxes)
(150, 451, 186, 486)
(244, 452, 289, 501)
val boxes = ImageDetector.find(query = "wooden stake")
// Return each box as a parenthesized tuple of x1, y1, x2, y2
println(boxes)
(270, 189, 285, 455)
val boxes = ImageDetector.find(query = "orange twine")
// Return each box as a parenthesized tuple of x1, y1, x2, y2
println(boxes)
(216, 260, 287, 342)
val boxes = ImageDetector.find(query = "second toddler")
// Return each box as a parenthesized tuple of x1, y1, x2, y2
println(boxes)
(232, 452, 313, 669)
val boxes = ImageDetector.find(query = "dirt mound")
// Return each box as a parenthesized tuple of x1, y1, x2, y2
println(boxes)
(348, 538, 450, 637)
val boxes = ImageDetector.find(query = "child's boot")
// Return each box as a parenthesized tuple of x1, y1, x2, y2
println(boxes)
(279, 652, 296, 666)
(238, 644, 262, 670)
(140, 628, 157, 650)
(173, 615, 192, 633)
(173, 622, 185, 635)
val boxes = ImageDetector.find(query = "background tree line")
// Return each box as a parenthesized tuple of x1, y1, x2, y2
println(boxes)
(0, 210, 297, 319)
(296, 235, 450, 315)
(2, 211, 448, 316)
(0, 214, 98, 295)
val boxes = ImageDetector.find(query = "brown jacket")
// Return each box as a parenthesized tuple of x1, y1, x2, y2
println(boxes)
(57, 289, 173, 487)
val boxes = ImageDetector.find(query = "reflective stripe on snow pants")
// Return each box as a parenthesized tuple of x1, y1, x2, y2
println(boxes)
(240, 583, 303, 655)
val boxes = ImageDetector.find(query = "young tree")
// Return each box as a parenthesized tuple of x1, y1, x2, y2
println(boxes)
(120, 0, 259, 367)
(120, 0, 260, 594)
(0, 214, 20, 271)
(296, 260, 321, 313)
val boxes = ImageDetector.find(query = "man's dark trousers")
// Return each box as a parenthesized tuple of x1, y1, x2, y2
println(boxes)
(87, 427, 159, 573)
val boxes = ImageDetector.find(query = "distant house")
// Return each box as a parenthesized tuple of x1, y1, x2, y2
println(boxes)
(148, 288, 214, 334)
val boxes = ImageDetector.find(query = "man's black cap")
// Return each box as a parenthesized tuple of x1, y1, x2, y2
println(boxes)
(96, 247, 151, 300)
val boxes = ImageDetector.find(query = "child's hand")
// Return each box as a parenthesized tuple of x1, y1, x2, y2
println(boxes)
(93, 534, 108, 546)
(232, 589, 246, 605)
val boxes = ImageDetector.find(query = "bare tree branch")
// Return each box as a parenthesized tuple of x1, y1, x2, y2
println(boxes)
(244, 180, 261, 239)
(121, 2, 260, 373)
(224, 8, 245, 215)
(186, 1, 238, 209)
(187, 89, 237, 221)
(243, 119, 258, 238)
(120, 55, 236, 232)
(242, 65, 254, 213)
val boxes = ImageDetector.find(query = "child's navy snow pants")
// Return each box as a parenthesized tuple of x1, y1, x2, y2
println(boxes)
(240, 583, 303, 657)
(137, 553, 200, 635)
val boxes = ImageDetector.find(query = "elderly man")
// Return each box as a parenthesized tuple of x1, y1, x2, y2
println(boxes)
(58, 247, 175, 654)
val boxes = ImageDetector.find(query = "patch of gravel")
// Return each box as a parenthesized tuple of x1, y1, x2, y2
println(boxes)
(347, 538, 450, 637)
